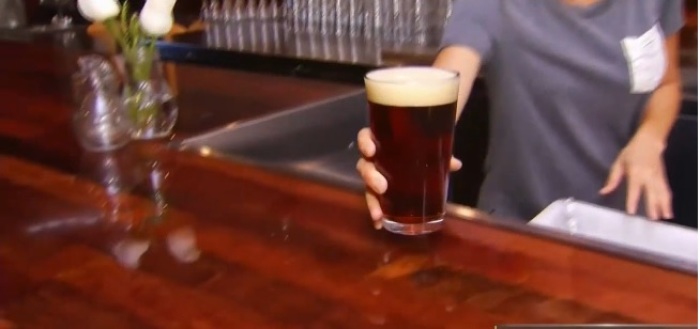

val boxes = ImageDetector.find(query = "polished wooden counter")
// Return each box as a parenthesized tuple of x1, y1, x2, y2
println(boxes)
(0, 40, 696, 328)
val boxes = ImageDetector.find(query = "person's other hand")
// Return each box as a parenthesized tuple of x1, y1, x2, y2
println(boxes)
(355, 127, 463, 230)
(599, 133, 673, 220)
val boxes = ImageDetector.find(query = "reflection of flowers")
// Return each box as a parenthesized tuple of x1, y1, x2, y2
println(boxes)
(166, 226, 201, 263)
(110, 225, 200, 269)
(79, 148, 142, 227)
(112, 238, 151, 269)
(107, 150, 200, 268)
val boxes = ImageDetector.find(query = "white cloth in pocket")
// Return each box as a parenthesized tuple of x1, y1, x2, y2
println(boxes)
(621, 23, 667, 94)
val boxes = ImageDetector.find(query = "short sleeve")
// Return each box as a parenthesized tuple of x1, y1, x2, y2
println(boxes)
(440, 0, 498, 60)
(659, 0, 685, 36)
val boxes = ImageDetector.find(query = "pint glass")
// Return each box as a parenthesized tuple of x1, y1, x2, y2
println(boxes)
(364, 66, 459, 235)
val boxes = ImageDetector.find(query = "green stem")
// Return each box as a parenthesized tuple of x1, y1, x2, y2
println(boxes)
(104, 1, 165, 136)
(123, 42, 160, 131)
(103, 18, 129, 53)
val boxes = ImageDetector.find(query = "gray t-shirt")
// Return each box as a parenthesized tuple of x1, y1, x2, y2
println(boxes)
(441, 0, 685, 220)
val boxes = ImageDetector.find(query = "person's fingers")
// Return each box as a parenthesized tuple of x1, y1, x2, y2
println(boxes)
(655, 178, 674, 220)
(356, 158, 388, 195)
(644, 183, 660, 220)
(660, 190, 673, 220)
(355, 139, 387, 231)
(450, 157, 462, 172)
(599, 160, 624, 195)
(625, 174, 642, 216)
(365, 191, 383, 229)
(357, 128, 376, 158)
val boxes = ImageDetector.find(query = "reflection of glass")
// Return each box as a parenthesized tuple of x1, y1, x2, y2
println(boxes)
(79, 146, 143, 228)
(200, 0, 212, 21)
(246, 0, 257, 19)
(80, 144, 202, 269)
(210, 0, 221, 21)
(279, 0, 451, 47)
(147, 159, 169, 220)
(41, 0, 73, 27)
(221, 0, 233, 21)
(364, 67, 459, 235)
(0, 0, 27, 29)
(233, 0, 245, 20)
(257, 0, 269, 19)
(362, 0, 380, 38)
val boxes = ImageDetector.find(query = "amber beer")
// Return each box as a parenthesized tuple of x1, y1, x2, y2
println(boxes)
(365, 67, 459, 235)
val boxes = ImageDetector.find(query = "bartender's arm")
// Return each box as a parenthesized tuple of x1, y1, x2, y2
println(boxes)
(600, 33, 683, 220)
(433, 46, 483, 119)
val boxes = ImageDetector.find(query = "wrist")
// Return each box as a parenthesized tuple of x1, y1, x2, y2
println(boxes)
(630, 126, 667, 152)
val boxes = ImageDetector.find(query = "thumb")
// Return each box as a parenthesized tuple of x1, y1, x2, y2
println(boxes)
(600, 161, 624, 195)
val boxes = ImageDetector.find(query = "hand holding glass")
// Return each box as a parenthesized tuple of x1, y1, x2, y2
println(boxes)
(359, 67, 460, 235)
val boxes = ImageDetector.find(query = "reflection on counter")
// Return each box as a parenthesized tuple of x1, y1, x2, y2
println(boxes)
(77, 143, 202, 270)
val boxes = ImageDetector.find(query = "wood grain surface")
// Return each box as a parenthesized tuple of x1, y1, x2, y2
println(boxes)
(0, 39, 696, 328)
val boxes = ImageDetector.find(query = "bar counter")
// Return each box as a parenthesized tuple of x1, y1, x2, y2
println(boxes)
(0, 39, 697, 328)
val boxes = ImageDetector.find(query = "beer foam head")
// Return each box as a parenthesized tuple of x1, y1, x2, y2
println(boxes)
(364, 67, 459, 107)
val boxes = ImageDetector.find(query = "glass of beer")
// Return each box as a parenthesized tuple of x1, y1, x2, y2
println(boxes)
(364, 66, 459, 235)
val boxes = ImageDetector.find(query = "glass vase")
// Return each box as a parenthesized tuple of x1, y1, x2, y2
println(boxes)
(121, 47, 178, 140)
(72, 55, 132, 152)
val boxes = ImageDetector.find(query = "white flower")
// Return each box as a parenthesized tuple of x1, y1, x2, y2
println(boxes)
(139, 9, 173, 36)
(139, 0, 177, 36)
(77, 0, 120, 22)
(142, 0, 177, 13)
